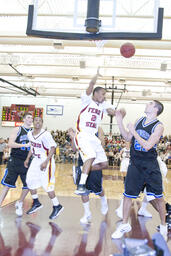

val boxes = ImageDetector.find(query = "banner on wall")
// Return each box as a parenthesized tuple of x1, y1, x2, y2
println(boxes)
(46, 105, 63, 115)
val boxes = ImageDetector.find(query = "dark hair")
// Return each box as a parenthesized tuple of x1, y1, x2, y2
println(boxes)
(93, 86, 106, 96)
(23, 112, 33, 119)
(154, 100, 164, 116)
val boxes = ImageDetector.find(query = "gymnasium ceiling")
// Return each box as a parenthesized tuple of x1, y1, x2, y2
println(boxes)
(0, 0, 171, 103)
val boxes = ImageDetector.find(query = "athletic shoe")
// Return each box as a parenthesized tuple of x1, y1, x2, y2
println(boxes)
(75, 184, 88, 195)
(101, 202, 108, 215)
(159, 224, 168, 241)
(15, 201, 23, 217)
(72, 166, 81, 185)
(49, 204, 64, 219)
(138, 208, 152, 218)
(80, 214, 92, 224)
(111, 223, 132, 239)
(26, 201, 43, 215)
(115, 208, 123, 219)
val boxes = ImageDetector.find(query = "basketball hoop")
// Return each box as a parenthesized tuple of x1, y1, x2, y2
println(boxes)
(95, 40, 106, 48)
(90, 40, 107, 50)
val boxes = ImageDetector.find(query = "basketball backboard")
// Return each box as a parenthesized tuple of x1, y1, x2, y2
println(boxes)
(26, 0, 163, 40)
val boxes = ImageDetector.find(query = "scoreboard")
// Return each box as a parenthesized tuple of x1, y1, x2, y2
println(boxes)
(1, 104, 43, 127)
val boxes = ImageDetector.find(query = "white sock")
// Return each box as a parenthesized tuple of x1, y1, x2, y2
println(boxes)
(100, 195, 107, 205)
(83, 201, 91, 216)
(51, 197, 59, 206)
(32, 194, 38, 199)
(139, 196, 148, 211)
(79, 173, 88, 185)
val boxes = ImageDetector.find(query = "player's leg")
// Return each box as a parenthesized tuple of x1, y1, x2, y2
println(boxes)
(0, 157, 18, 206)
(75, 133, 100, 195)
(112, 162, 143, 239)
(26, 189, 43, 214)
(99, 189, 108, 215)
(138, 188, 152, 218)
(80, 194, 91, 224)
(75, 158, 95, 195)
(87, 167, 108, 215)
(16, 162, 30, 216)
(91, 161, 108, 171)
(115, 197, 124, 219)
(48, 191, 64, 219)
(146, 160, 167, 239)
(15, 189, 29, 217)
(42, 158, 64, 219)
(90, 142, 108, 171)
(115, 159, 128, 219)
(26, 159, 43, 214)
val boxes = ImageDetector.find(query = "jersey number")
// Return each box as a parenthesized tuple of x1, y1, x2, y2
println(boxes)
(134, 140, 147, 152)
(91, 115, 97, 121)
(21, 141, 30, 151)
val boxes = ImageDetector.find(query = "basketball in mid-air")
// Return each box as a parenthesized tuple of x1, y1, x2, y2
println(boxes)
(120, 42, 135, 58)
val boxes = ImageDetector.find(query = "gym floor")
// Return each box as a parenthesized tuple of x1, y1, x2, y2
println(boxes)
(0, 163, 171, 255)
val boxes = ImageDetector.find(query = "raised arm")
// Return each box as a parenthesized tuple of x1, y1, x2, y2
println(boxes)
(127, 123, 164, 151)
(115, 110, 133, 142)
(8, 127, 30, 148)
(68, 128, 77, 152)
(86, 67, 101, 96)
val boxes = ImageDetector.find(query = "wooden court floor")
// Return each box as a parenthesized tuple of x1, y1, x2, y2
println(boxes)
(0, 163, 171, 256)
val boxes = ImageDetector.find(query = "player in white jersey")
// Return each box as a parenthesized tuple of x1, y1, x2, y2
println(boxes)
(119, 142, 130, 174)
(24, 117, 63, 219)
(74, 68, 116, 195)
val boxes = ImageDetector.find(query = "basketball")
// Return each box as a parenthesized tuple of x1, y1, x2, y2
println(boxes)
(119, 108, 126, 118)
(120, 42, 135, 58)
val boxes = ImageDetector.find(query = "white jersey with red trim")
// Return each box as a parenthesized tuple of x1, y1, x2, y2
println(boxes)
(76, 93, 115, 135)
(27, 129, 56, 160)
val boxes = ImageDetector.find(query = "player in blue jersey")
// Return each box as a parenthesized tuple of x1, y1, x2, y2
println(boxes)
(111, 101, 168, 240)
(0, 112, 33, 216)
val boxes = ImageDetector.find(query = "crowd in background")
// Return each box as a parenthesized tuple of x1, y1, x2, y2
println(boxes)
(0, 130, 171, 167)
(50, 129, 171, 167)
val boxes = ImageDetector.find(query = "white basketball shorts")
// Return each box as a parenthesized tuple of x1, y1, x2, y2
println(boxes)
(26, 157, 55, 192)
(75, 131, 107, 165)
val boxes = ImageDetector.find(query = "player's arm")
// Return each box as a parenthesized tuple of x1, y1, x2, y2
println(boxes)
(40, 146, 56, 171)
(67, 128, 77, 152)
(127, 123, 163, 151)
(86, 67, 101, 96)
(8, 127, 30, 148)
(24, 149, 33, 168)
(115, 110, 133, 142)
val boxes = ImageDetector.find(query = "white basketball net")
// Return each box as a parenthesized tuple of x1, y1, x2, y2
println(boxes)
(94, 40, 107, 49)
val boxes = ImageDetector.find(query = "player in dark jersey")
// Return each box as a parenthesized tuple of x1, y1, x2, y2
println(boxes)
(111, 100, 168, 240)
(0, 112, 33, 216)
(68, 127, 108, 224)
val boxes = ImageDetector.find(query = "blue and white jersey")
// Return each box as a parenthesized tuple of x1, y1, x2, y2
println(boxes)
(130, 117, 162, 160)
(10, 126, 31, 160)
